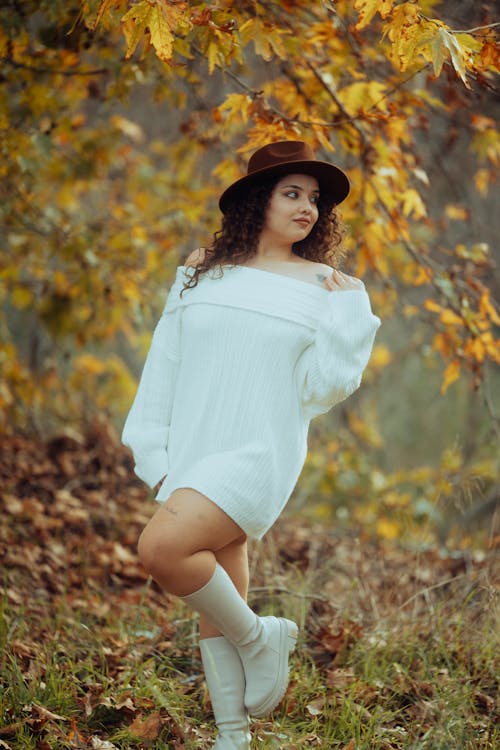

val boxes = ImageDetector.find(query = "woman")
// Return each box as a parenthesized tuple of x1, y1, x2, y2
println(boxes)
(122, 140, 381, 749)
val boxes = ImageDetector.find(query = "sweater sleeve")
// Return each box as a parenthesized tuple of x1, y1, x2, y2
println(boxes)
(121, 299, 182, 488)
(295, 288, 381, 421)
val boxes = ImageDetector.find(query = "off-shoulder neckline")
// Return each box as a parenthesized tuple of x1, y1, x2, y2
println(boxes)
(178, 264, 330, 294)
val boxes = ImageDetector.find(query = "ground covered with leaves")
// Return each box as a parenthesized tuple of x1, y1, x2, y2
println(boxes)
(1, 425, 498, 749)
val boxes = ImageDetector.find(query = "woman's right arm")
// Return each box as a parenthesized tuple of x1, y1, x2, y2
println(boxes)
(121, 301, 182, 489)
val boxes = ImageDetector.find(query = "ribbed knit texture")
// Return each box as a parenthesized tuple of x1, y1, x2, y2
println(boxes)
(122, 264, 381, 539)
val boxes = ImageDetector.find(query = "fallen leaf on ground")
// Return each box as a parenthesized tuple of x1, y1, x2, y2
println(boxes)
(128, 711, 162, 739)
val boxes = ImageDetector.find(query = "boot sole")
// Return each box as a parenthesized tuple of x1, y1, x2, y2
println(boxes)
(247, 617, 298, 717)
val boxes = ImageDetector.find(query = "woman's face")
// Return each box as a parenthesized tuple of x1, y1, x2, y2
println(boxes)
(261, 173, 320, 245)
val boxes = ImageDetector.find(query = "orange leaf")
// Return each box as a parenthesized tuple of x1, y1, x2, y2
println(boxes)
(479, 291, 500, 326)
(424, 299, 443, 314)
(128, 711, 162, 740)
(441, 359, 460, 394)
(414, 266, 432, 286)
(67, 718, 86, 747)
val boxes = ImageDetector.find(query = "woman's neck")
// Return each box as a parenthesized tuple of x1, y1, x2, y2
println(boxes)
(255, 237, 297, 263)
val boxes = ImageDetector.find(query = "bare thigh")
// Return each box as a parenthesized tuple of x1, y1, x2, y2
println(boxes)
(137, 487, 247, 593)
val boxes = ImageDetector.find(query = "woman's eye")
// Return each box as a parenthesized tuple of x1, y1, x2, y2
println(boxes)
(283, 190, 319, 203)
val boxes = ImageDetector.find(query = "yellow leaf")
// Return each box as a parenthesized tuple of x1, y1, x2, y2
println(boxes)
(426, 299, 463, 326)
(215, 93, 252, 124)
(384, 3, 419, 68)
(414, 266, 432, 286)
(479, 291, 500, 326)
(354, 0, 394, 30)
(474, 168, 490, 196)
(402, 188, 427, 218)
(207, 40, 219, 74)
(348, 409, 383, 448)
(424, 299, 443, 314)
(370, 344, 393, 371)
(440, 309, 462, 326)
(464, 336, 486, 363)
(150, 3, 188, 62)
(92, 0, 127, 30)
(12, 287, 33, 309)
(441, 359, 460, 393)
(432, 332, 452, 358)
(336, 81, 387, 117)
(445, 204, 469, 221)
(74, 354, 107, 376)
(376, 517, 400, 540)
(239, 18, 288, 62)
(122, 8, 147, 60)
(121, 0, 186, 62)
(404, 304, 419, 317)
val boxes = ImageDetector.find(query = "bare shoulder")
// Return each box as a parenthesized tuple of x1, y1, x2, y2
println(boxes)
(184, 247, 207, 268)
(299, 260, 334, 285)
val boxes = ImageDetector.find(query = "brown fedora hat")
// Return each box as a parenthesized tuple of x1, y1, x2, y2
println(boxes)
(218, 140, 350, 213)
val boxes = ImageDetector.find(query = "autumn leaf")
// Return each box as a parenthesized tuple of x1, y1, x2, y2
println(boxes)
(128, 711, 163, 739)
(354, 0, 394, 30)
(479, 291, 500, 326)
(215, 93, 252, 124)
(67, 718, 86, 748)
(480, 41, 500, 71)
(376, 517, 401, 540)
(92, 0, 128, 31)
(121, 0, 188, 62)
(336, 81, 387, 117)
(441, 359, 461, 393)
(239, 18, 288, 61)
(433, 28, 469, 87)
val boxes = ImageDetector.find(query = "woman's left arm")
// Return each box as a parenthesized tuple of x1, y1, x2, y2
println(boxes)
(295, 270, 381, 421)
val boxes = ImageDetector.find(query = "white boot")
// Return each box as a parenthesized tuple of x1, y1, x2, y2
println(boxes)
(200, 636, 251, 750)
(182, 564, 298, 717)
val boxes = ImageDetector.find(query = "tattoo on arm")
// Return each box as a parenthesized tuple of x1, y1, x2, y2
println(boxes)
(316, 273, 327, 283)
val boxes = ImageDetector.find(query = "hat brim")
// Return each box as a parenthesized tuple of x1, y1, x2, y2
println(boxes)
(218, 159, 350, 214)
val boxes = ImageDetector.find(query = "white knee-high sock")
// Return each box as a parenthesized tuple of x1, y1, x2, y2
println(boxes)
(181, 563, 262, 647)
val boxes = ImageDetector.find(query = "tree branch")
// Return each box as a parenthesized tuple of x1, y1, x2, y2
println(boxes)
(1, 57, 108, 76)
(447, 22, 500, 35)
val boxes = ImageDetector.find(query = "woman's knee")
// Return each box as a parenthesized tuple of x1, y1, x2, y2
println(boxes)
(137, 520, 183, 581)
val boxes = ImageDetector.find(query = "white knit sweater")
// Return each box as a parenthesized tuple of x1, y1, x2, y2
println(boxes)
(122, 264, 381, 539)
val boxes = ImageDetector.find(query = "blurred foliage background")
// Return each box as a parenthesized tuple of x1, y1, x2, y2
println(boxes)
(0, 0, 498, 548)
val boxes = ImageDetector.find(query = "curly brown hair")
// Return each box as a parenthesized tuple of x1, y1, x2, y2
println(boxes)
(179, 175, 345, 298)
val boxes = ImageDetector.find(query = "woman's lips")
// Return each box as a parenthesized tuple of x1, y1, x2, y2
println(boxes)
(294, 218, 310, 227)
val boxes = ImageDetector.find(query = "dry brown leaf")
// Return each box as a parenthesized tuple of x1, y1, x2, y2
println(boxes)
(326, 667, 357, 689)
(128, 711, 162, 740)
(306, 696, 325, 716)
(31, 702, 68, 722)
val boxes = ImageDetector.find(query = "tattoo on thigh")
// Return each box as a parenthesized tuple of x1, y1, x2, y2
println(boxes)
(166, 506, 178, 516)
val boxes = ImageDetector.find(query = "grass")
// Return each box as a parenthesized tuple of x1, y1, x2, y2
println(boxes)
(1, 430, 497, 748)
(1, 523, 498, 750)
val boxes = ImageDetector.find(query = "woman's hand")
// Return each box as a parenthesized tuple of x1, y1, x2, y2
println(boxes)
(325, 269, 365, 291)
